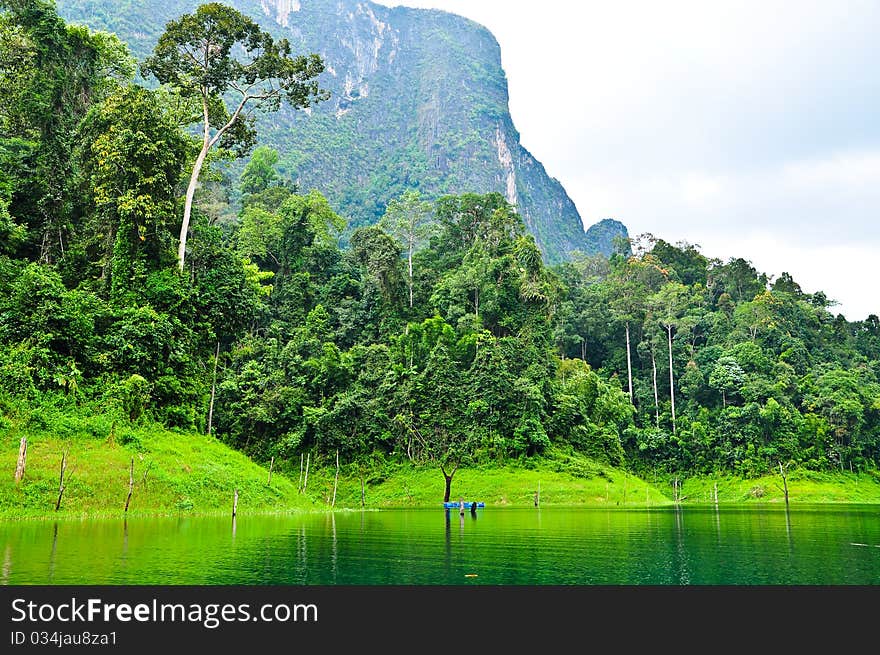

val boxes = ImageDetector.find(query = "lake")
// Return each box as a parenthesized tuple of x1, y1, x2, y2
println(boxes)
(2, 505, 879, 585)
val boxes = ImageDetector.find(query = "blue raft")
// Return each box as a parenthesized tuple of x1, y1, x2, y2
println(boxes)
(443, 502, 485, 509)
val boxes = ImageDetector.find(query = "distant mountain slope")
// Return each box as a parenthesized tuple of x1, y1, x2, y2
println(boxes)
(56, 0, 628, 261)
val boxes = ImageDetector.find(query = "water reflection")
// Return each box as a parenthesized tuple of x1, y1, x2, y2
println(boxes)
(1, 506, 878, 585)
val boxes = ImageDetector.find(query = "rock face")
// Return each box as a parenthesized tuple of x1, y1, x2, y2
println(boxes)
(57, 0, 628, 260)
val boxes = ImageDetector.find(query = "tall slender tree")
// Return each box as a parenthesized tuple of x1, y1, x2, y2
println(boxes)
(141, 2, 329, 271)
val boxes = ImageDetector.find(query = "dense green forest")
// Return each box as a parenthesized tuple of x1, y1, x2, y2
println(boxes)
(2, 1, 879, 499)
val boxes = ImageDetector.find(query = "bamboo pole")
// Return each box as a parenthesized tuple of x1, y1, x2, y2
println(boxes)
(267, 456, 274, 486)
(232, 488, 239, 518)
(124, 458, 134, 512)
(14, 437, 27, 483)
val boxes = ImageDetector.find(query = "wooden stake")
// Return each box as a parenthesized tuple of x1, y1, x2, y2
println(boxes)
(714, 482, 718, 507)
(232, 488, 239, 518)
(267, 456, 274, 486)
(14, 437, 27, 483)
(331, 450, 339, 508)
(298, 452, 304, 492)
(537, 480, 541, 507)
(124, 458, 134, 513)
(55, 450, 68, 511)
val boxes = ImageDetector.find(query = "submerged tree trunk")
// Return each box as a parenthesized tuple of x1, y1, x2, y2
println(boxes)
(441, 463, 458, 503)
(779, 462, 789, 505)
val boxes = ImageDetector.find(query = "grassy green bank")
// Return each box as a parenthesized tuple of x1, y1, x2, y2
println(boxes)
(3, 413, 880, 519)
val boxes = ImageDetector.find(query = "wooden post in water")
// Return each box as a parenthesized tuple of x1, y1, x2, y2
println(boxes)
(267, 456, 274, 486)
(537, 480, 541, 507)
(298, 453, 304, 492)
(714, 482, 718, 507)
(331, 450, 339, 508)
(14, 437, 27, 483)
(124, 458, 134, 513)
(55, 450, 68, 511)
(232, 488, 239, 518)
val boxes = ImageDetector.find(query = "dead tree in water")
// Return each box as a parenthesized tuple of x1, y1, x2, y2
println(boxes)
(778, 461, 790, 506)
(440, 462, 459, 503)
(14, 437, 27, 483)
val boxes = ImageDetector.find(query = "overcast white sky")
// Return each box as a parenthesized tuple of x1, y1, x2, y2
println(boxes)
(375, 0, 880, 321)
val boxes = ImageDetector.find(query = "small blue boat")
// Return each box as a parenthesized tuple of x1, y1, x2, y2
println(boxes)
(443, 502, 485, 509)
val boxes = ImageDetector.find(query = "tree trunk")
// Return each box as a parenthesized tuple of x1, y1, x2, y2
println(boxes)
(55, 451, 68, 511)
(303, 452, 310, 493)
(779, 462, 789, 505)
(441, 463, 458, 503)
(625, 322, 634, 404)
(408, 244, 414, 308)
(332, 450, 339, 508)
(14, 437, 27, 483)
(651, 349, 659, 428)
(207, 340, 220, 436)
(179, 139, 210, 271)
(124, 458, 134, 513)
(667, 324, 676, 435)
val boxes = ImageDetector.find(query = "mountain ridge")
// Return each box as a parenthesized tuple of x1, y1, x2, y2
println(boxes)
(56, 0, 628, 261)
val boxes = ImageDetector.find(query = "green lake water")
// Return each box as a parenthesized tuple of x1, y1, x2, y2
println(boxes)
(2, 505, 879, 585)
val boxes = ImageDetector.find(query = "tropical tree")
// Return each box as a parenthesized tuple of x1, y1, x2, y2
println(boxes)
(379, 189, 434, 309)
(141, 2, 329, 271)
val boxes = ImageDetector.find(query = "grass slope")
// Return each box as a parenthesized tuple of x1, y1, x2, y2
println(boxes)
(3, 408, 880, 519)
(0, 409, 319, 518)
